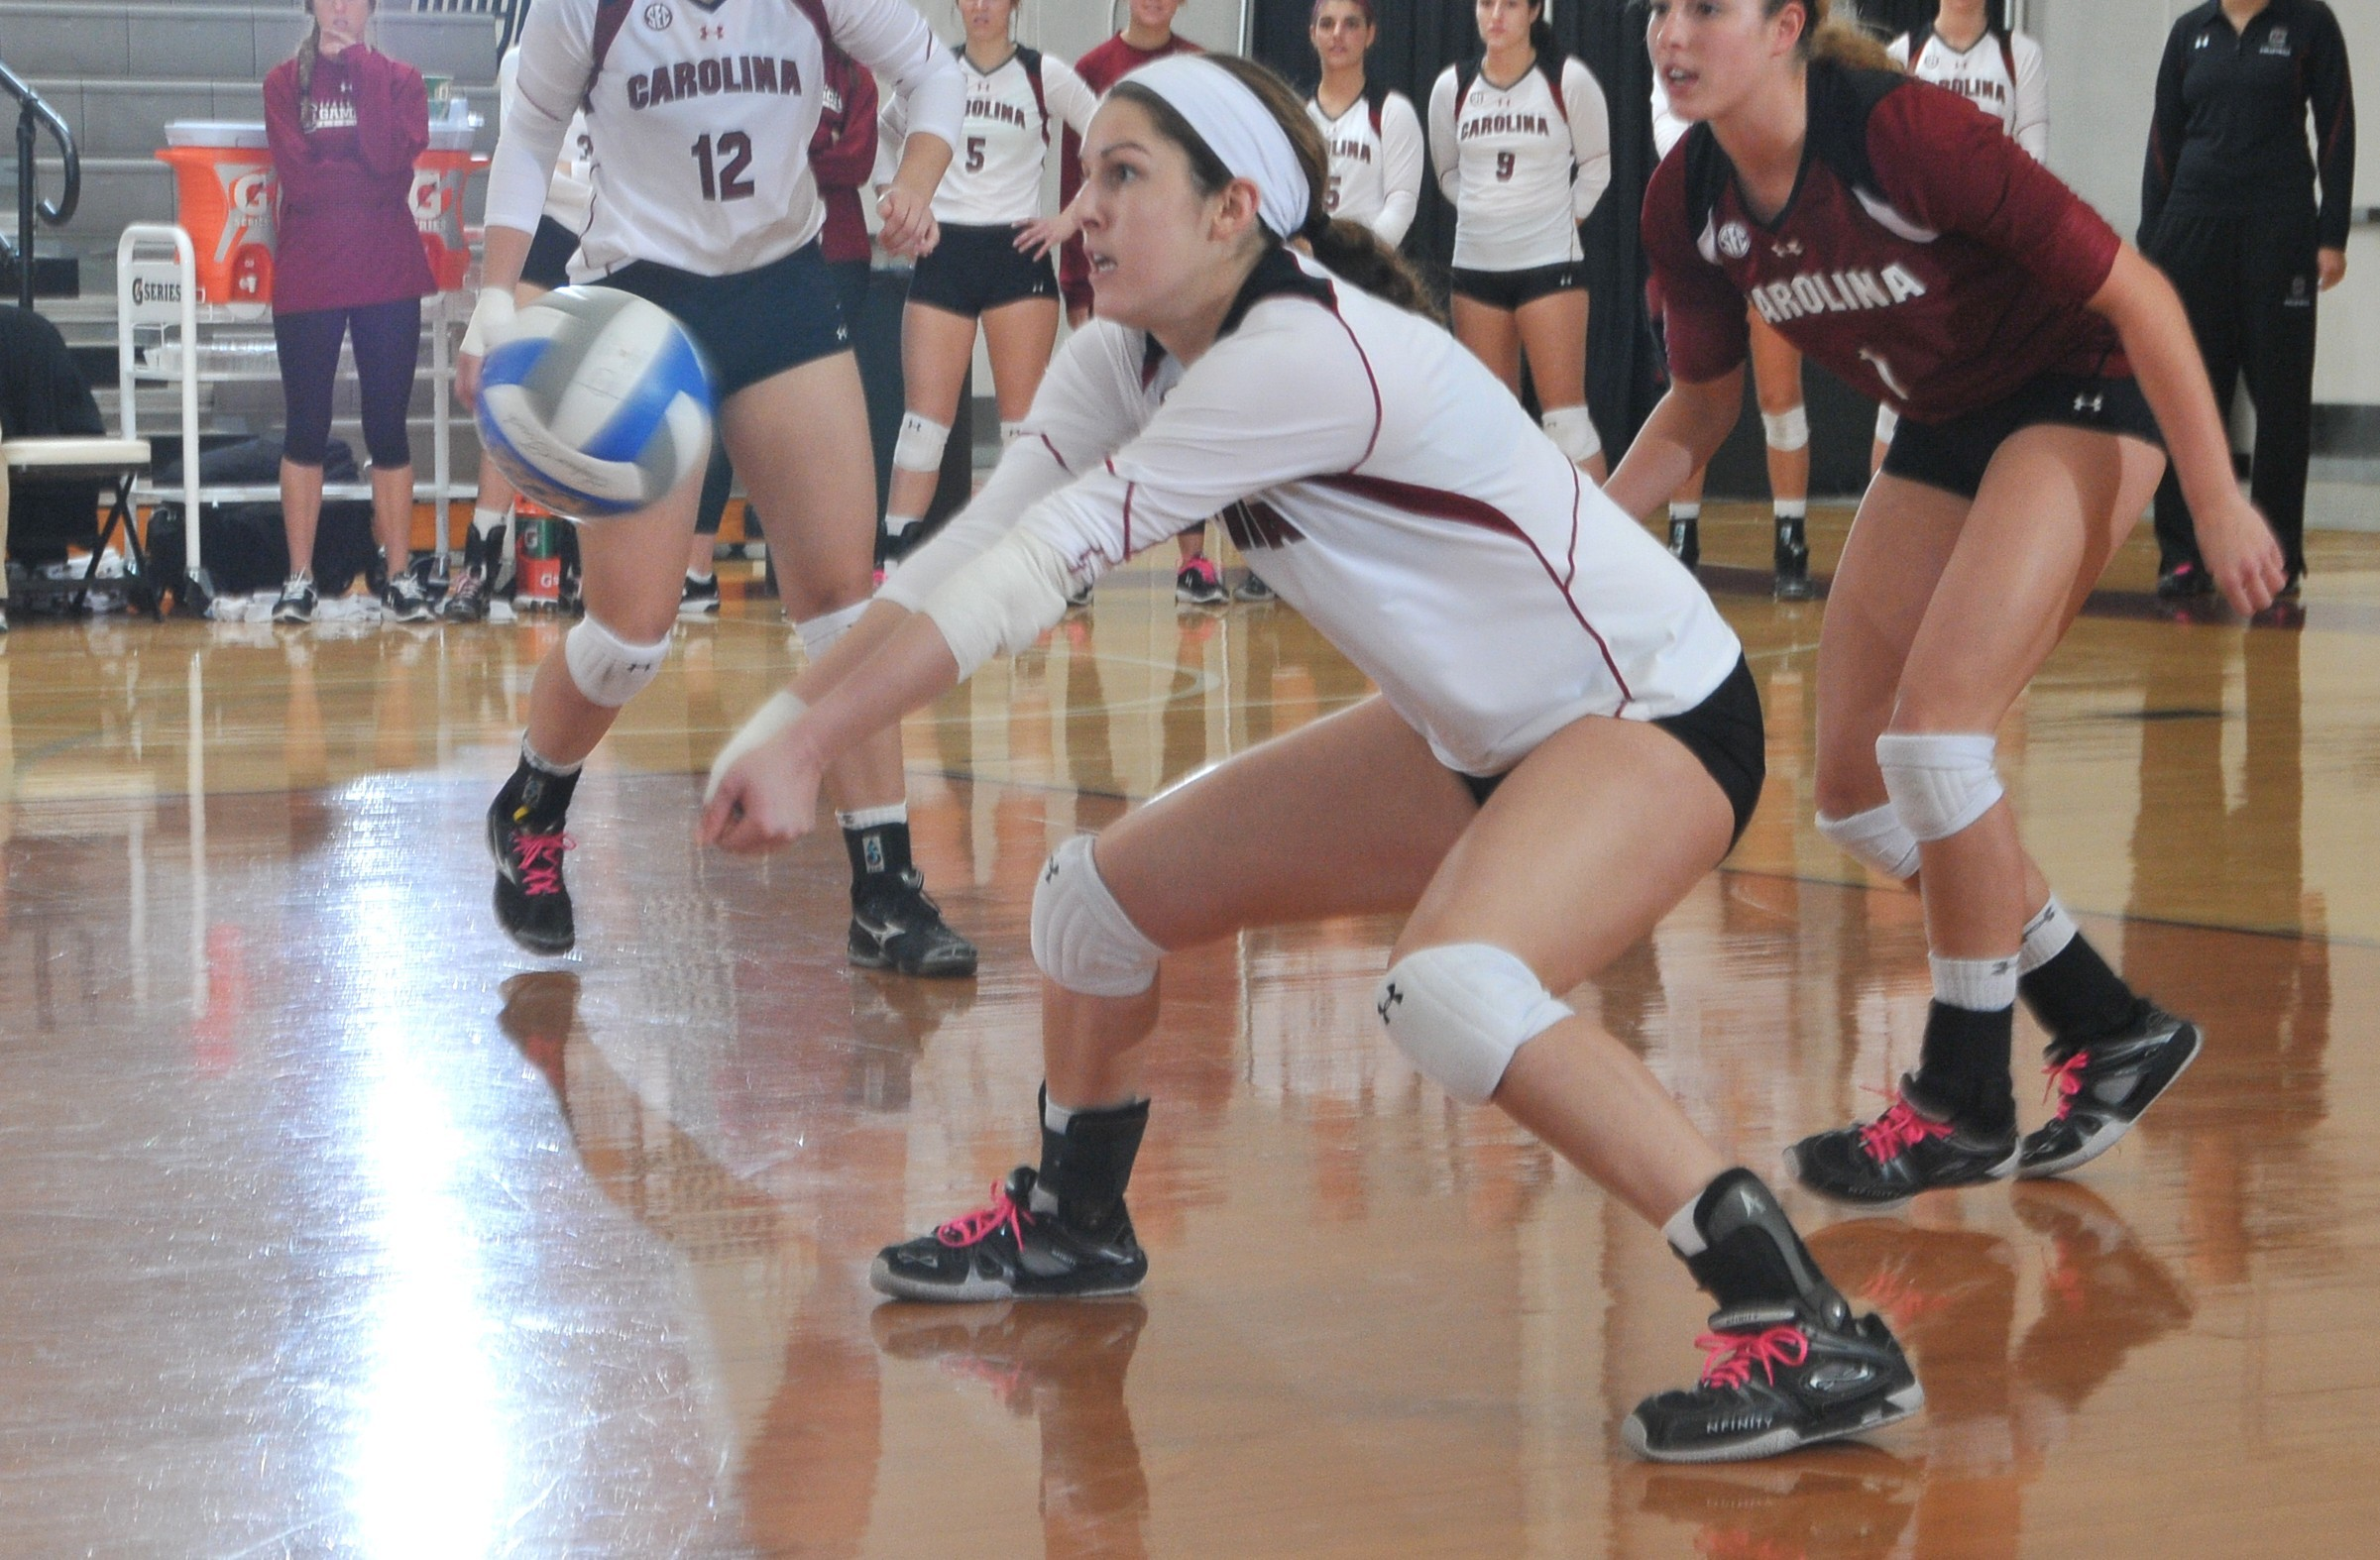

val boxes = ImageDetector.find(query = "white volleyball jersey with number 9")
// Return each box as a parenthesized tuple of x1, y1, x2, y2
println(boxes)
(488, 0, 963, 279)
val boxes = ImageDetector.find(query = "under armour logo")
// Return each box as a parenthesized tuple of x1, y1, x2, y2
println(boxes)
(1376, 982, 1404, 1023)
(1044, 858, 1063, 883)
(2073, 390, 2103, 415)
(1770, 239, 1803, 259)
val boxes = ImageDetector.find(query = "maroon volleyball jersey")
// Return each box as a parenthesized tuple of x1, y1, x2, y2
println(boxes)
(1644, 62, 2127, 424)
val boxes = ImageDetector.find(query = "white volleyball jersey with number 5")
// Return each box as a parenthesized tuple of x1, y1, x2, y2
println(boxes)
(883, 250, 1740, 775)
(882, 48, 1098, 227)
(488, 0, 963, 279)
(1428, 57, 1611, 272)
(1307, 90, 1424, 246)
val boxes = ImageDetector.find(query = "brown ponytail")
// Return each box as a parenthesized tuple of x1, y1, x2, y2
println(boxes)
(1110, 54, 1441, 323)
(295, 17, 321, 102)
(1768, 0, 1901, 73)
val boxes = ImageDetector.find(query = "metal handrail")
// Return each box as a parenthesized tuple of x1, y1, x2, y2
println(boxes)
(4, 53, 79, 309)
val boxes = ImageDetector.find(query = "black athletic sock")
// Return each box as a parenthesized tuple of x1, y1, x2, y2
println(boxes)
(1680, 1168, 1848, 1317)
(498, 749, 581, 831)
(844, 818, 915, 902)
(1909, 1000, 2016, 1135)
(2019, 935, 2149, 1054)
(1035, 1086, 1149, 1232)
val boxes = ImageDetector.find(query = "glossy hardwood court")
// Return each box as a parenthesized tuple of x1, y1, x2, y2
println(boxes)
(4, 505, 2378, 1555)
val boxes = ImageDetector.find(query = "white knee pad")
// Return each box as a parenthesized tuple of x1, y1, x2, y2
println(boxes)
(1030, 835, 1166, 997)
(893, 412, 951, 475)
(1762, 404, 1810, 452)
(999, 420, 1029, 448)
(1873, 404, 1900, 445)
(1875, 731, 2003, 842)
(564, 615, 670, 708)
(794, 601, 867, 660)
(1816, 802, 1921, 880)
(1375, 944, 1572, 1106)
(1540, 405, 1603, 465)
(705, 689, 806, 803)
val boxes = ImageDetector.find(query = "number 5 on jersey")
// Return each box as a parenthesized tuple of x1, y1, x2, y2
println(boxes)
(693, 132, 754, 201)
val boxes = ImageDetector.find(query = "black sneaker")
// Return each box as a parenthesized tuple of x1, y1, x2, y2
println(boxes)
(2155, 559, 2212, 600)
(850, 866, 977, 978)
(383, 572, 434, 622)
(2017, 1007, 2201, 1179)
(273, 573, 318, 623)
(1622, 1296, 1923, 1462)
(443, 531, 496, 621)
(1773, 519, 1816, 601)
(1174, 557, 1227, 606)
(1065, 582, 1094, 610)
(871, 1167, 1148, 1302)
(1787, 1083, 2018, 1207)
(678, 573, 721, 617)
(1667, 514, 1700, 570)
(1232, 571, 1275, 603)
(488, 790, 577, 955)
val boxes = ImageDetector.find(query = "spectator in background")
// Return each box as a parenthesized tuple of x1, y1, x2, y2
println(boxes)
(2142, 0, 2355, 605)
(264, 0, 436, 623)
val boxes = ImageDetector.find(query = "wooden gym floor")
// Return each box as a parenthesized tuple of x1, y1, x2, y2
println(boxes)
(2, 502, 2377, 1555)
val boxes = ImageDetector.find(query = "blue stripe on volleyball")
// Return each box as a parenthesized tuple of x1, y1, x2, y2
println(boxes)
(480, 335, 550, 390)
(476, 392, 634, 519)
(579, 322, 712, 465)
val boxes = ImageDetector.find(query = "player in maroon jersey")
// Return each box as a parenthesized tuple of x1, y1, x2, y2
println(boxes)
(1610, 0, 2286, 1206)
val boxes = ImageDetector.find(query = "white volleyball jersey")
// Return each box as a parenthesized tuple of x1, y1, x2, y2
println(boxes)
(1886, 28, 2047, 160)
(1428, 56, 1611, 272)
(1307, 88, 1425, 246)
(886, 251, 1741, 774)
(489, 0, 963, 279)
(880, 47, 1097, 227)
(499, 47, 594, 234)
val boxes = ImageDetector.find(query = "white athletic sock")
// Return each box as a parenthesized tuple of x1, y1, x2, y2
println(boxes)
(472, 504, 508, 538)
(1931, 953, 2019, 1013)
(837, 802, 907, 832)
(1668, 501, 1701, 522)
(1043, 1093, 1076, 1134)
(1663, 1192, 1709, 1258)
(1773, 499, 1808, 522)
(2018, 897, 2080, 974)
(520, 739, 583, 779)
(884, 509, 924, 539)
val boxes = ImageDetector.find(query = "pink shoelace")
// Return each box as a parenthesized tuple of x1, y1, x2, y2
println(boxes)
(1696, 1324, 1811, 1391)
(511, 832, 575, 896)
(937, 1180, 1031, 1249)
(2043, 1052, 2090, 1121)
(1859, 1094, 1954, 1164)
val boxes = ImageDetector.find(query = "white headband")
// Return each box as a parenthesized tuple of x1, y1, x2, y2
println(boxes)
(1118, 56, 1311, 241)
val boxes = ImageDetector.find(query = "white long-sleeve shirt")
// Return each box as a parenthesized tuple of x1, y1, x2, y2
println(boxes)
(1308, 88, 1425, 246)
(884, 251, 1740, 775)
(1428, 56, 1611, 271)
(487, 0, 963, 279)
(497, 47, 593, 235)
(1887, 27, 2048, 160)
(881, 47, 1098, 226)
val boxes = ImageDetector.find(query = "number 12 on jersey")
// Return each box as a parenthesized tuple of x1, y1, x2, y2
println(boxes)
(692, 132, 754, 201)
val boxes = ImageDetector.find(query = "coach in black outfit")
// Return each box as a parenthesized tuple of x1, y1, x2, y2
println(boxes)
(2141, 0, 2355, 601)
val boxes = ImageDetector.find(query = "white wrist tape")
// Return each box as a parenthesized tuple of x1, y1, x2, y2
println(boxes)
(919, 527, 1078, 680)
(460, 286, 518, 358)
(705, 689, 808, 803)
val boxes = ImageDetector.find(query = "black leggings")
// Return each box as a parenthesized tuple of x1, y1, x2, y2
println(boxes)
(274, 297, 421, 469)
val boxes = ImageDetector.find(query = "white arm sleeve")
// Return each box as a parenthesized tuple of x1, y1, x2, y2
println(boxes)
(1046, 56, 1102, 139)
(484, 0, 589, 235)
(920, 527, 1080, 680)
(1564, 58, 1612, 225)
(1375, 93, 1424, 246)
(829, 0, 963, 154)
(1427, 69, 1461, 206)
(2012, 35, 2049, 162)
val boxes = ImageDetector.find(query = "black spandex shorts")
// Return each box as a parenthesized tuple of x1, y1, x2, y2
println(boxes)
(1448, 260, 1584, 311)
(906, 222, 1060, 317)
(600, 240, 850, 399)
(520, 215, 582, 291)
(1882, 373, 2162, 501)
(1457, 655, 1765, 847)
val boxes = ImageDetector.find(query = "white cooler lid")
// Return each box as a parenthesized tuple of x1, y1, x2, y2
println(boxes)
(165, 121, 272, 149)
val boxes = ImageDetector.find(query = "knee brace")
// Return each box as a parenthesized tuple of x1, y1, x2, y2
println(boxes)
(1540, 405, 1603, 465)
(564, 615, 670, 708)
(1873, 404, 1900, 446)
(1030, 835, 1166, 997)
(893, 412, 952, 475)
(705, 689, 806, 803)
(1761, 404, 1810, 453)
(1875, 731, 2003, 842)
(1375, 944, 1571, 1106)
(794, 601, 867, 661)
(1816, 802, 1921, 880)
(1000, 420, 1029, 448)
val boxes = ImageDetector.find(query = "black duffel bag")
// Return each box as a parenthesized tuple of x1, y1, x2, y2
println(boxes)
(147, 436, 380, 599)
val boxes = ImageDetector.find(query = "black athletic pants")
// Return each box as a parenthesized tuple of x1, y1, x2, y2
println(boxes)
(2144, 209, 2320, 579)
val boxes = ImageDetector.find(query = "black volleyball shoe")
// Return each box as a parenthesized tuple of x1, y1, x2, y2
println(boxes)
(871, 1167, 1148, 1302)
(2017, 1007, 2202, 1179)
(1787, 1083, 2019, 1207)
(1773, 517, 1817, 601)
(1623, 1298, 1923, 1463)
(849, 866, 978, 978)
(488, 761, 580, 956)
(1668, 513, 1701, 570)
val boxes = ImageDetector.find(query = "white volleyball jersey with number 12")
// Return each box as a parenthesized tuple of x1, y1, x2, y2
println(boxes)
(489, 0, 963, 279)
(881, 48, 1098, 227)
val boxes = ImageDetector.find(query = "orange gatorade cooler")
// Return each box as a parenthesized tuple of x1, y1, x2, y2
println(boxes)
(412, 123, 489, 292)
(157, 123, 278, 305)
